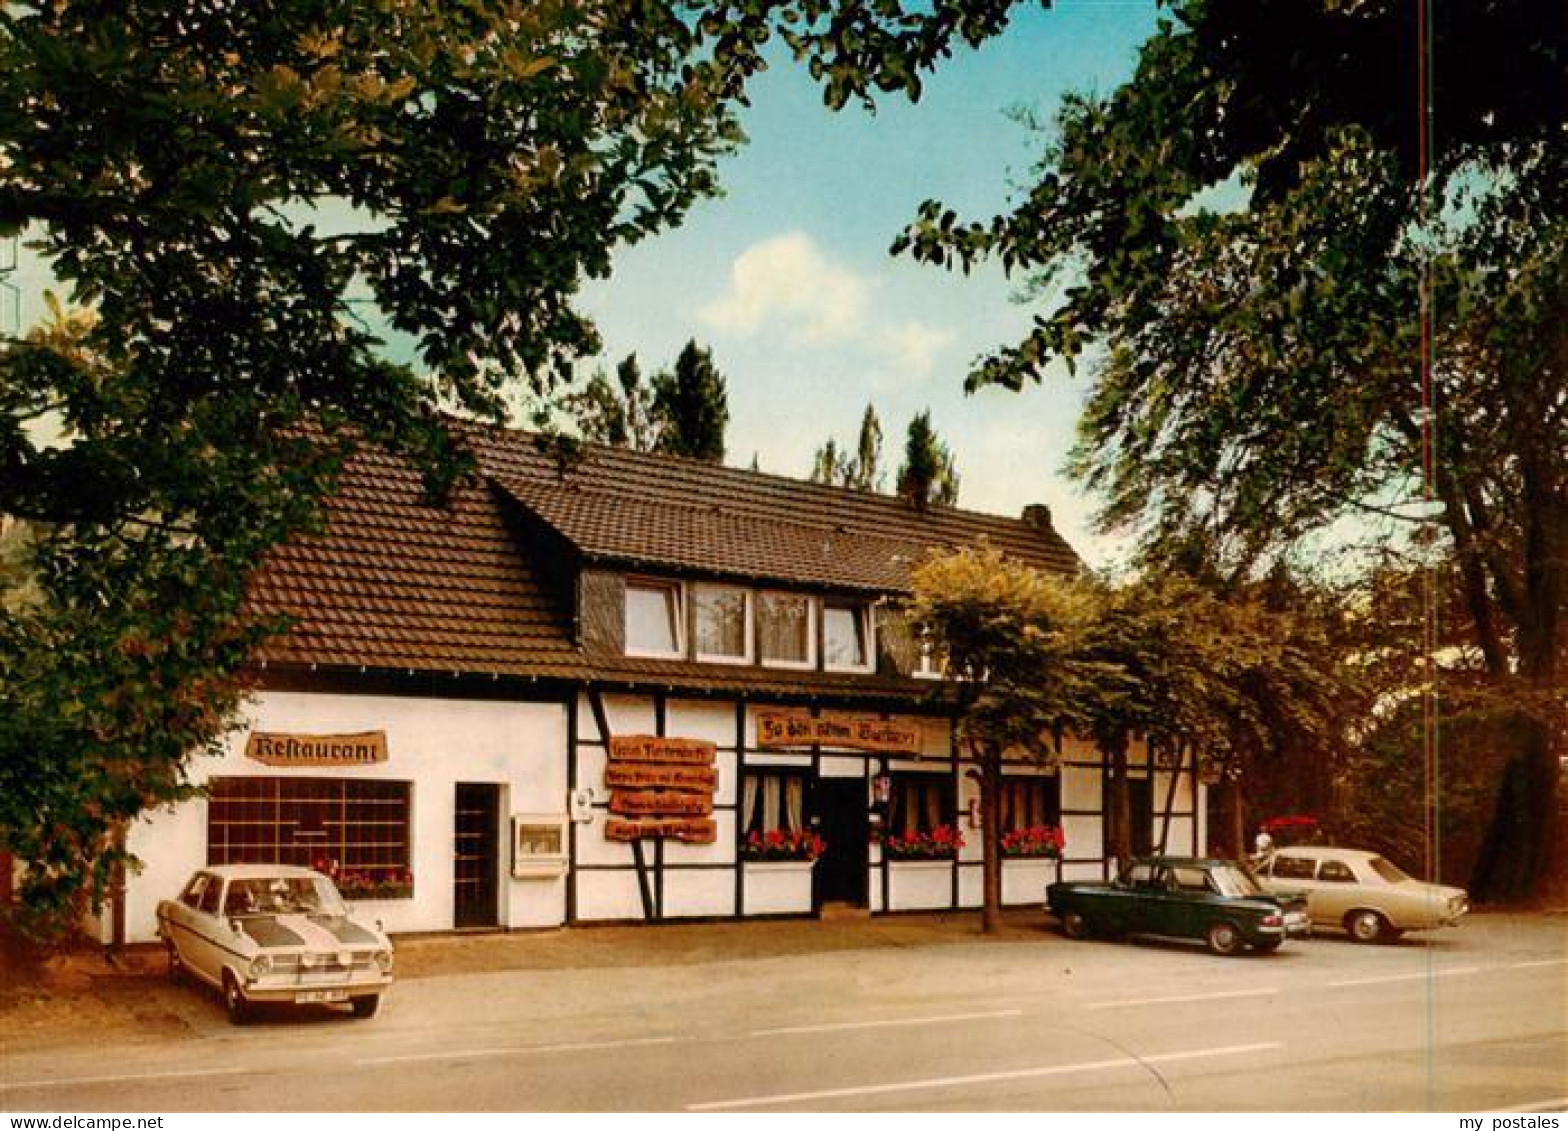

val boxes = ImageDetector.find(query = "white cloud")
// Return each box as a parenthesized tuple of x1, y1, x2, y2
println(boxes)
(874, 321, 954, 378)
(699, 232, 868, 343)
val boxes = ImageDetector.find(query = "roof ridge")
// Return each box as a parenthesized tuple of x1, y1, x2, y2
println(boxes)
(457, 415, 1067, 538)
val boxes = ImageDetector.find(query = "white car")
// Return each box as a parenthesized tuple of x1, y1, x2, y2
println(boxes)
(1257, 846, 1469, 943)
(156, 864, 394, 1023)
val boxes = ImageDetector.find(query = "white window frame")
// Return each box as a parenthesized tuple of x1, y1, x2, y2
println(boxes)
(755, 590, 817, 670)
(624, 578, 686, 659)
(823, 598, 876, 674)
(914, 628, 946, 680)
(692, 582, 754, 665)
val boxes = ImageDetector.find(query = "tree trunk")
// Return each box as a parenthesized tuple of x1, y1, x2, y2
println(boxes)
(1465, 462, 1562, 903)
(980, 743, 1003, 934)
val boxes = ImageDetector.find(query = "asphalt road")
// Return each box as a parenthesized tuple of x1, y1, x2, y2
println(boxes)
(3, 913, 1564, 1112)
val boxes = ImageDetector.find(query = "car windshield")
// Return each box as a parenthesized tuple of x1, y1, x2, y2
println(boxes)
(1367, 856, 1411, 883)
(1209, 863, 1268, 899)
(225, 876, 347, 917)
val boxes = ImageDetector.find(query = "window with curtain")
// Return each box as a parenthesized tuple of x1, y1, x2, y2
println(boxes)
(740, 771, 807, 836)
(999, 777, 1061, 833)
(625, 579, 684, 657)
(823, 599, 873, 671)
(756, 591, 813, 667)
(693, 583, 749, 662)
(887, 774, 954, 837)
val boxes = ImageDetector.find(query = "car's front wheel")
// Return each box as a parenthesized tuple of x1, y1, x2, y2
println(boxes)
(1346, 909, 1392, 944)
(1205, 921, 1244, 956)
(351, 995, 381, 1019)
(1059, 910, 1091, 940)
(222, 971, 252, 1025)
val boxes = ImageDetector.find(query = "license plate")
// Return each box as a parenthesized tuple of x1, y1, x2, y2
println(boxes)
(296, 989, 350, 1004)
(1286, 912, 1308, 926)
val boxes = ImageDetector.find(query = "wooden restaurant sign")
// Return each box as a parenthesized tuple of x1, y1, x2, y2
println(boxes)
(603, 735, 718, 844)
(245, 730, 388, 767)
(755, 711, 922, 755)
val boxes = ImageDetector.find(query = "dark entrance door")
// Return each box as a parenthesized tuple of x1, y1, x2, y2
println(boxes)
(454, 783, 500, 928)
(815, 778, 868, 906)
(1129, 777, 1155, 858)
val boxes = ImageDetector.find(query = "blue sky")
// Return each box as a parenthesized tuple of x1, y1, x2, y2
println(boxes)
(578, 2, 1161, 566)
(4, 2, 1161, 567)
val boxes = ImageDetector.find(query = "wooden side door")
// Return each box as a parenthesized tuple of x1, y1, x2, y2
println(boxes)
(454, 784, 501, 929)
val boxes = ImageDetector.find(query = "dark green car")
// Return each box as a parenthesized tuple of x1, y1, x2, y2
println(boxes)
(1047, 856, 1312, 956)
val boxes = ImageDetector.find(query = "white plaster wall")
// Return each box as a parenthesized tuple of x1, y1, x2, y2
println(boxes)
(818, 756, 866, 779)
(1062, 814, 1102, 861)
(123, 691, 567, 942)
(1002, 859, 1058, 905)
(666, 699, 740, 748)
(1062, 762, 1102, 811)
(1159, 816, 1197, 856)
(575, 870, 645, 921)
(742, 863, 814, 915)
(661, 870, 735, 918)
(887, 862, 953, 910)
(957, 863, 982, 908)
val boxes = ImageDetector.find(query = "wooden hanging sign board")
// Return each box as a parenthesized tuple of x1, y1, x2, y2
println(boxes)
(755, 711, 922, 754)
(607, 736, 716, 765)
(605, 764, 719, 793)
(605, 817, 717, 843)
(609, 791, 714, 817)
(604, 734, 719, 842)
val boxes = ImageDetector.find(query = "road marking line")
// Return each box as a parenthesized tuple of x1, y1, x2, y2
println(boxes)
(1328, 967, 1480, 987)
(0, 1067, 244, 1093)
(356, 1035, 678, 1066)
(1084, 988, 1279, 1010)
(752, 1009, 1023, 1037)
(1510, 959, 1568, 969)
(685, 1042, 1281, 1111)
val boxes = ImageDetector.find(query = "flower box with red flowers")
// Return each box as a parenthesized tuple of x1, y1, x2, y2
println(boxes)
(740, 829, 826, 863)
(1001, 824, 1065, 859)
(879, 824, 966, 861)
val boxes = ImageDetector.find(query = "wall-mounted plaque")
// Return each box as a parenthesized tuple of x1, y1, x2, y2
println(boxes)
(245, 731, 388, 768)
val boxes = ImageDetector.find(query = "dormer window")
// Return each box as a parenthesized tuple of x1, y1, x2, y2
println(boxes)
(693, 583, 751, 664)
(625, 579, 684, 658)
(757, 591, 814, 669)
(824, 599, 875, 672)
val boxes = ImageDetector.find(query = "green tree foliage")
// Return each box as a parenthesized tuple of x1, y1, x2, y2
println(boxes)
(651, 339, 729, 462)
(0, 0, 741, 937)
(811, 403, 884, 491)
(564, 353, 658, 451)
(886, 0, 1565, 900)
(906, 544, 1104, 933)
(896, 409, 960, 509)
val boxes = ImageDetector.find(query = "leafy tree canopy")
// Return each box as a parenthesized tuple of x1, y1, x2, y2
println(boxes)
(651, 339, 729, 462)
(896, 409, 960, 509)
(0, 0, 746, 936)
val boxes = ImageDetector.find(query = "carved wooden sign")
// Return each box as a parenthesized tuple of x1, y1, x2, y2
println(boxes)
(604, 764, 719, 792)
(606, 736, 716, 765)
(604, 818, 717, 843)
(604, 735, 718, 843)
(245, 731, 388, 767)
(609, 791, 713, 817)
(755, 711, 922, 754)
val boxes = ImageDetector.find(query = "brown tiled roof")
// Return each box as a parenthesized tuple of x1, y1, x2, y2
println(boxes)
(472, 424, 1079, 589)
(249, 423, 1082, 696)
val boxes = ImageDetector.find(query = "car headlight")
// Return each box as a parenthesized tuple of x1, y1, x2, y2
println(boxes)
(374, 948, 394, 974)
(250, 955, 273, 978)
